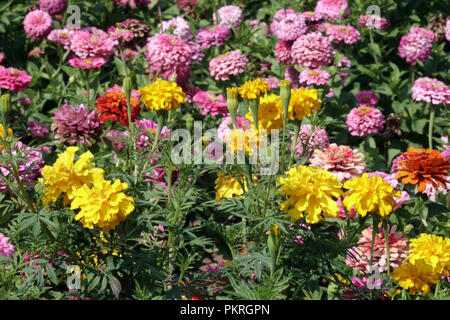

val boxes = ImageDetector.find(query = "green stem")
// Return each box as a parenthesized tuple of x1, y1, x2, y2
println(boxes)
(428, 104, 435, 149)
(288, 120, 301, 168)
(434, 280, 441, 299)
(369, 214, 377, 269)
(384, 219, 391, 276)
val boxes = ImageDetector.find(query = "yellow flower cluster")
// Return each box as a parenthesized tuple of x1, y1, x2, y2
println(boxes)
(392, 234, 450, 295)
(39, 147, 134, 231)
(225, 127, 260, 156)
(0, 124, 13, 151)
(215, 172, 246, 202)
(245, 94, 284, 133)
(288, 88, 321, 121)
(238, 78, 270, 100)
(278, 165, 342, 224)
(342, 174, 401, 218)
(138, 78, 186, 111)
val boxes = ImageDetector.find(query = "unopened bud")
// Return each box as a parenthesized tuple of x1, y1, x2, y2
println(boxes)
(181, 113, 194, 131)
(123, 77, 133, 106)
(0, 94, 11, 128)
(226, 87, 239, 129)
(280, 80, 291, 118)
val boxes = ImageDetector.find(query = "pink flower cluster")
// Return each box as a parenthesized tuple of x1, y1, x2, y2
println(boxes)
(315, 0, 350, 20)
(398, 27, 434, 65)
(326, 25, 360, 44)
(24, 10, 53, 40)
(47, 29, 71, 49)
(0, 232, 14, 258)
(214, 5, 243, 29)
(70, 27, 117, 59)
(274, 40, 294, 65)
(161, 17, 192, 42)
(112, 0, 152, 7)
(193, 91, 228, 116)
(270, 9, 307, 41)
(299, 68, 330, 86)
(346, 105, 385, 137)
(411, 77, 450, 105)
(209, 50, 248, 81)
(358, 14, 390, 30)
(196, 25, 230, 50)
(291, 124, 330, 157)
(0, 66, 32, 92)
(144, 33, 192, 84)
(291, 32, 333, 68)
(39, 0, 67, 15)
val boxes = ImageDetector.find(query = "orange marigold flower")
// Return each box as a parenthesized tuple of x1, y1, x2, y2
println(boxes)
(95, 91, 141, 126)
(394, 147, 449, 192)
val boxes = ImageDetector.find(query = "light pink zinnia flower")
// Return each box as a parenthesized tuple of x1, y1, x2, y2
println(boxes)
(23, 10, 53, 40)
(209, 50, 248, 81)
(161, 17, 192, 42)
(214, 5, 243, 29)
(70, 27, 117, 59)
(301, 11, 324, 23)
(398, 27, 434, 66)
(270, 9, 307, 41)
(355, 91, 378, 107)
(315, 0, 350, 20)
(346, 105, 385, 137)
(107, 26, 134, 42)
(0, 233, 14, 258)
(291, 124, 330, 157)
(262, 76, 280, 89)
(218, 116, 252, 142)
(39, 0, 67, 15)
(193, 90, 228, 116)
(274, 40, 294, 65)
(327, 25, 360, 44)
(195, 25, 230, 50)
(309, 143, 366, 181)
(358, 14, 390, 30)
(47, 29, 71, 49)
(68, 56, 108, 69)
(291, 32, 333, 68)
(411, 77, 450, 105)
(299, 68, 330, 86)
(0, 66, 32, 92)
(144, 34, 192, 84)
(346, 225, 409, 274)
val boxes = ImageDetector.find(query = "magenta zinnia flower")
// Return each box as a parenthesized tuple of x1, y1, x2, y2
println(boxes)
(39, 0, 67, 15)
(51, 104, 104, 146)
(315, 0, 350, 20)
(27, 120, 50, 138)
(398, 27, 434, 66)
(23, 9, 53, 40)
(291, 32, 333, 68)
(0, 66, 32, 92)
(291, 124, 330, 157)
(193, 90, 228, 116)
(195, 25, 230, 50)
(346, 105, 385, 137)
(0, 233, 14, 258)
(327, 25, 360, 44)
(135, 119, 171, 151)
(144, 33, 192, 84)
(355, 91, 378, 107)
(270, 9, 307, 41)
(299, 68, 330, 86)
(309, 143, 366, 182)
(214, 5, 243, 29)
(411, 77, 450, 105)
(209, 50, 248, 81)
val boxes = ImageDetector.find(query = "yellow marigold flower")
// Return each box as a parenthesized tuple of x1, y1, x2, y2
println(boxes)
(39, 147, 98, 206)
(287, 88, 321, 121)
(278, 165, 343, 224)
(406, 233, 450, 275)
(245, 94, 284, 133)
(225, 127, 260, 156)
(343, 174, 401, 218)
(392, 259, 441, 295)
(215, 172, 246, 202)
(238, 78, 270, 100)
(70, 170, 135, 232)
(0, 123, 13, 150)
(138, 78, 186, 111)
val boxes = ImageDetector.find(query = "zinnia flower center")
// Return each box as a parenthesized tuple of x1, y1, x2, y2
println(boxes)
(10, 68, 20, 76)
(309, 70, 320, 77)
(358, 106, 372, 114)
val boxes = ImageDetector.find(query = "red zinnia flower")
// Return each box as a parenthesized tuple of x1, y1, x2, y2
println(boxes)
(95, 91, 141, 126)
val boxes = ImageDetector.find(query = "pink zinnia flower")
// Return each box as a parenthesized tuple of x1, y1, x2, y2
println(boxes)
(274, 40, 294, 65)
(411, 77, 450, 105)
(47, 29, 71, 49)
(301, 11, 324, 23)
(117, 48, 138, 61)
(107, 26, 134, 42)
(196, 25, 230, 50)
(346, 105, 385, 137)
(27, 120, 49, 138)
(218, 116, 252, 142)
(309, 143, 366, 181)
(23, 10, 53, 40)
(214, 5, 243, 29)
(291, 124, 330, 157)
(0, 233, 14, 258)
(284, 67, 300, 89)
(291, 32, 333, 68)
(398, 27, 434, 66)
(187, 41, 204, 63)
(193, 91, 228, 117)
(135, 119, 171, 151)
(209, 50, 248, 81)
(161, 17, 192, 42)
(355, 91, 378, 107)
(68, 56, 108, 69)
(342, 276, 389, 300)
(145, 33, 192, 84)
(299, 68, 330, 86)
(39, 0, 67, 15)
(336, 197, 357, 219)
(112, 0, 152, 7)
(270, 9, 307, 41)
(327, 25, 360, 44)
(0, 66, 32, 92)
(262, 76, 280, 89)
(346, 225, 409, 274)
(70, 27, 117, 59)
(358, 14, 390, 30)
(315, 0, 350, 20)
